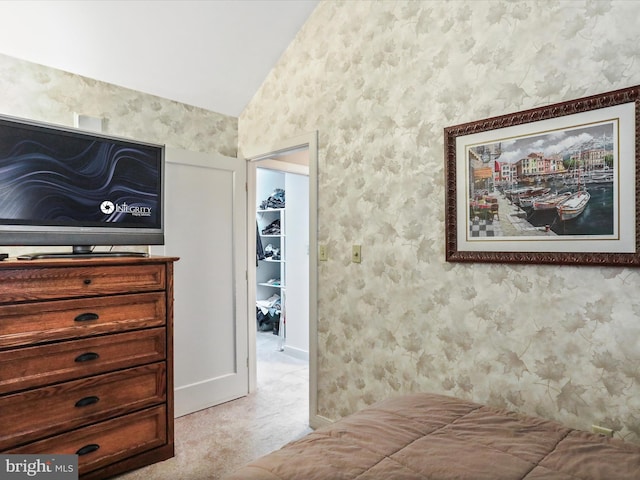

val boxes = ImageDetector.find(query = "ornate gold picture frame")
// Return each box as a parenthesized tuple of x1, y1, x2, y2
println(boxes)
(445, 86, 639, 265)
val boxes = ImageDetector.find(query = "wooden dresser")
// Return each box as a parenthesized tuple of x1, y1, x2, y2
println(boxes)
(0, 256, 178, 479)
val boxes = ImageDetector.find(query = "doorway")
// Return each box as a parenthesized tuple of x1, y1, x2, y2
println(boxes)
(256, 161, 309, 360)
(245, 131, 320, 427)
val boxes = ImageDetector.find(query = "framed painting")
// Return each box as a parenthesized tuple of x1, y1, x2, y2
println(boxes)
(444, 85, 639, 265)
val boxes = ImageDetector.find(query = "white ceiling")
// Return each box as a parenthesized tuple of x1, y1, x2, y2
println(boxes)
(0, 0, 319, 117)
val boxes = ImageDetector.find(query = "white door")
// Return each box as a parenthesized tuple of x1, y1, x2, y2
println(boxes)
(152, 147, 248, 417)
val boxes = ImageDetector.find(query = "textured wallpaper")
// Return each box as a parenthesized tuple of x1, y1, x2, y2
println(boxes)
(0, 53, 237, 157)
(239, 0, 640, 443)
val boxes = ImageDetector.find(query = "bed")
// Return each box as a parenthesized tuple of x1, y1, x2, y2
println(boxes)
(225, 392, 640, 479)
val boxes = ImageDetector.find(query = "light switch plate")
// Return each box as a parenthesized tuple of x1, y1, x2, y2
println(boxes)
(319, 244, 328, 261)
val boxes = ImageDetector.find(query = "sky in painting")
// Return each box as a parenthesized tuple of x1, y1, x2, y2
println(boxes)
(484, 122, 614, 164)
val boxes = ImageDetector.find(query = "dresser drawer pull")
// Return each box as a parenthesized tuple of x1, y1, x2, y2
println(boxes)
(74, 396, 100, 408)
(76, 444, 100, 456)
(83, 278, 92, 285)
(74, 312, 100, 322)
(74, 352, 100, 363)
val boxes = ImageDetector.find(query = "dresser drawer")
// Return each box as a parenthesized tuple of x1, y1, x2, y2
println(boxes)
(0, 328, 166, 394)
(0, 263, 166, 302)
(0, 292, 166, 349)
(6, 405, 167, 476)
(0, 363, 166, 450)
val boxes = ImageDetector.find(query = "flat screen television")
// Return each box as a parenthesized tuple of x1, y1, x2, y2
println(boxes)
(0, 114, 164, 259)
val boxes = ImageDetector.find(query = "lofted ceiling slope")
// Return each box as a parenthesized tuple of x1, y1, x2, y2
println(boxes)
(0, 0, 319, 117)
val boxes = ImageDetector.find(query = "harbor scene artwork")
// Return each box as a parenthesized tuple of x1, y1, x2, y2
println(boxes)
(445, 85, 639, 265)
(468, 121, 617, 238)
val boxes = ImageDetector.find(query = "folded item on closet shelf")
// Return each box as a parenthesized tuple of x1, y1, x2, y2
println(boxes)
(256, 293, 281, 315)
(266, 278, 281, 286)
(259, 188, 285, 209)
(263, 244, 280, 260)
(261, 218, 281, 235)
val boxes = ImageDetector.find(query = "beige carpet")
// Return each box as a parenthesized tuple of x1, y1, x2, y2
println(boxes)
(114, 331, 311, 479)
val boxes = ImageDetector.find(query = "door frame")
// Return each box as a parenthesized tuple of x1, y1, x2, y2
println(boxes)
(245, 131, 326, 428)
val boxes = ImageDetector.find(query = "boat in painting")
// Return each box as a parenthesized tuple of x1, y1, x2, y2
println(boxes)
(586, 172, 614, 184)
(511, 187, 550, 207)
(532, 191, 572, 211)
(556, 189, 590, 221)
(518, 188, 552, 208)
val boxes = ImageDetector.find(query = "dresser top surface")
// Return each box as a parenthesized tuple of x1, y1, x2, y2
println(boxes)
(0, 255, 179, 270)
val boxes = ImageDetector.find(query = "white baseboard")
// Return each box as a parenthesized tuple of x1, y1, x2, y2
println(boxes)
(280, 344, 309, 362)
(309, 413, 332, 430)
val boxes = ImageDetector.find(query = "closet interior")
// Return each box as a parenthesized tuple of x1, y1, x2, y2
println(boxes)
(255, 164, 309, 361)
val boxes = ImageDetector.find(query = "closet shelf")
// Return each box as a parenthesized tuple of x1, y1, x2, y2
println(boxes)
(257, 208, 285, 213)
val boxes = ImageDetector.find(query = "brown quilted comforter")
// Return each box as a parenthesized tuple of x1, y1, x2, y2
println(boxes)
(225, 393, 640, 479)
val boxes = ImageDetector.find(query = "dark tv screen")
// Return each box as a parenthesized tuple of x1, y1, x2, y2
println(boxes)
(0, 114, 164, 251)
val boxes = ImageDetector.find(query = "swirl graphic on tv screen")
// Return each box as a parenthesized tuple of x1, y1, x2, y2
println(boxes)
(0, 130, 161, 229)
